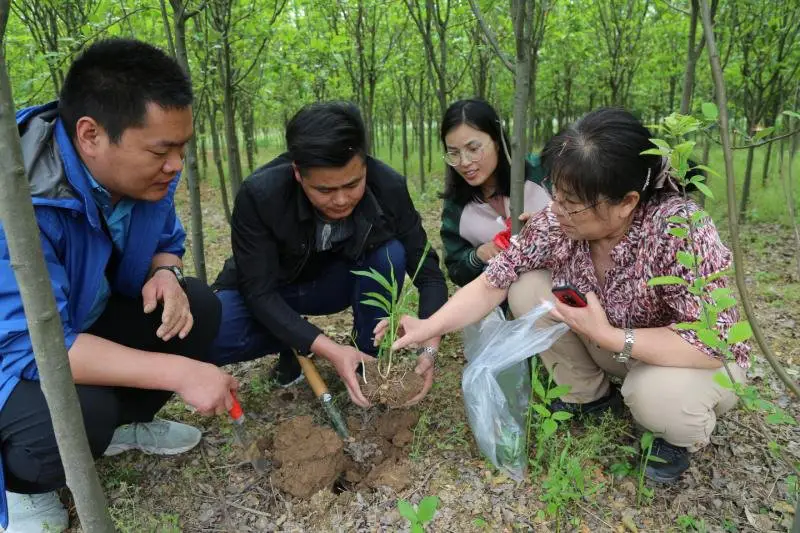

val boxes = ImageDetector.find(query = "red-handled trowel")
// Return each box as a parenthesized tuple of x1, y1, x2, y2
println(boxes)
(228, 393, 269, 474)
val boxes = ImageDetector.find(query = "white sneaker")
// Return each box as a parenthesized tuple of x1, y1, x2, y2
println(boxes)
(103, 419, 201, 457)
(5, 491, 68, 532)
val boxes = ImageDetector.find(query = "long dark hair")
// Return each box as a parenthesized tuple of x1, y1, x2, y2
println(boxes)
(439, 99, 512, 205)
(541, 108, 692, 206)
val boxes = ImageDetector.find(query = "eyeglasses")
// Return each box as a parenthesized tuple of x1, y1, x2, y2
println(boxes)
(547, 179, 603, 220)
(443, 143, 485, 167)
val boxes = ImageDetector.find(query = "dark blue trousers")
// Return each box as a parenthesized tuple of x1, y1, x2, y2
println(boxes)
(210, 239, 406, 366)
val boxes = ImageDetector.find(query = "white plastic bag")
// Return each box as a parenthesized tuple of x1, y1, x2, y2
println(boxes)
(461, 302, 568, 480)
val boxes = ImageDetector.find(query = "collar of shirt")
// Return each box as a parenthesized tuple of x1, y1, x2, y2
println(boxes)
(82, 163, 114, 219)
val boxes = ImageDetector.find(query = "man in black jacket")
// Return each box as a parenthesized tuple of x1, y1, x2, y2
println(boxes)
(211, 102, 448, 407)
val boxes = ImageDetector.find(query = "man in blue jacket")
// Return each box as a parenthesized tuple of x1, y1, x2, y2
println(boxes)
(0, 39, 237, 531)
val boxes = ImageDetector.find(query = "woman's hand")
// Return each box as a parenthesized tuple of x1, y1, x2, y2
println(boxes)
(374, 315, 432, 352)
(476, 242, 502, 263)
(548, 292, 620, 349)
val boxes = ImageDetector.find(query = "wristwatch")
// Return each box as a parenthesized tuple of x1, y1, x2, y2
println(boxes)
(614, 328, 634, 363)
(152, 265, 187, 290)
(417, 346, 438, 362)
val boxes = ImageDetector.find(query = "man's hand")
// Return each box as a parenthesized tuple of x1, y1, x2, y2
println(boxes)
(142, 269, 193, 341)
(175, 361, 239, 416)
(402, 353, 434, 407)
(476, 242, 503, 263)
(326, 345, 371, 408)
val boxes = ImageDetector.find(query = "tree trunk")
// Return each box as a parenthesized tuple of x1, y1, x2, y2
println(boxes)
(699, 131, 712, 207)
(510, 0, 532, 233)
(388, 116, 395, 163)
(242, 101, 255, 175)
(781, 133, 800, 282)
(401, 103, 409, 178)
(159, 0, 176, 58)
(738, 144, 755, 221)
(219, 45, 243, 198)
(209, 101, 232, 224)
(0, 31, 115, 533)
(198, 116, 207, 180)
(761, 139, 773, 188)
(427, 101, 434, 174)
(417, 75, 426, 192)
(170, 1, 206, 283)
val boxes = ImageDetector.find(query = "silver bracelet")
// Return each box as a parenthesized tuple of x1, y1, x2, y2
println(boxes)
(613, 328, 634, 363)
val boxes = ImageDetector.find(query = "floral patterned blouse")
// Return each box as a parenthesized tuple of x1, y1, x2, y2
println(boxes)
(484, 193, 750, 367)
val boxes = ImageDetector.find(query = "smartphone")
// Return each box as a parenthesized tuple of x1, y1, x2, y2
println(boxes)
(552, 284, 588, 308)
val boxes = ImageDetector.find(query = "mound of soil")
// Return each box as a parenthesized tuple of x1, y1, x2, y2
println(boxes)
(361, 358, 425, 408)
(270, 410, 419, 499)
(271, 416, 345, 498)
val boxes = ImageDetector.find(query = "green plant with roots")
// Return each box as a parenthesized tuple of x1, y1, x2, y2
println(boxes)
(397, 495, 440, 533)
(352, 242, 430, 379)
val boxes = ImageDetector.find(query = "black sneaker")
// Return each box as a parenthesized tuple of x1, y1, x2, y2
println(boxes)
(644, 438, 690, 483)
(269, 351, 306, 388)
(549, 384, 623, 418)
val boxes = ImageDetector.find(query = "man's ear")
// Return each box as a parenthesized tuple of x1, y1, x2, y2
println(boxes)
(74, 116, 105, 157)
(292, 163, 302, 183)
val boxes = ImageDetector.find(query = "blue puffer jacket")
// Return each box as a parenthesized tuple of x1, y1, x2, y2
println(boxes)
(0, 102, 185, 527)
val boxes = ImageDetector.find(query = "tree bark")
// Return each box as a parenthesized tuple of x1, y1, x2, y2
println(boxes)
(760, 139, 773, 188)
(783, 129, 800, 282)
(169, 0, 206, 283)
(509, 0, 533, 233)
(401, 95, 409, 178)
(738, 144, 755, 221)
(209, 100, 232, 224)
(700, 0, 800, 398)
(417, 73, 426, 192)
(0, 22, 114, 532)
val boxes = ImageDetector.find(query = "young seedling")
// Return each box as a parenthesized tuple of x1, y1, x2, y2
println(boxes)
(352, 241, 431, 379)
(397, 495, 439, 533)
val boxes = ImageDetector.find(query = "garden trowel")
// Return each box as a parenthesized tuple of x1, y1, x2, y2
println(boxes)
(228, 393, 269, 474)
(294, 350, 351, 440)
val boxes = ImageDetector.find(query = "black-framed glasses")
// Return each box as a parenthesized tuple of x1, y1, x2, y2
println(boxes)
(545, 177, 604, 219)
(443, 143, 485, 167)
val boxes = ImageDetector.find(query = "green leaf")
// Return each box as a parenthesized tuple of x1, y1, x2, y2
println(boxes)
(677, 251, 697, 268)
(698, 328, 722, 349)
(691, 164, 720, 178)
(710, 287, 732, 300)
(753, 127, 775, 142)
(668, 227, 688, 238)
(397, 500, 417, 522)
(649, 138, 671, 149)
(411, 524, 424, 533)
(552, 411, 573, 421)
(715, 296, 737, 310)
(713, 372, 734, 389)
(352, 268, 393, 294)
(640, 431, 654, 451)
(647, 275, 687, 287)
(668, 215, 688, 224)
(542, 418, 558, 437)
(360, 299, 390, 313)
(532, 404, 551, 418)
(416, 496, 439, 523)
(364, 291, 392, 311)
(641, 148, 667, 156)
(693, 181, 714, 199)
(783, 110, 800, 119)
(675, 321, 702, 330)
(546, 384, 571, 400)
(646, 454, 668, 464)
(533, 379, 546, 401)
(702, 102, 719, 121)
(727, 321, 753, 344)
(690, 210, 710, 224)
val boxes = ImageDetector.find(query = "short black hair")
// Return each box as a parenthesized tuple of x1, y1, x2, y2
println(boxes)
(59, 38, 193, 143)
(542, 108, 668, 206)
(439, 99, 512, 205)
(285, 101, 367, 173)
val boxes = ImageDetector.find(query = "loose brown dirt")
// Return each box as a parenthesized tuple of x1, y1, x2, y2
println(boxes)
(361, 357, 425, 408)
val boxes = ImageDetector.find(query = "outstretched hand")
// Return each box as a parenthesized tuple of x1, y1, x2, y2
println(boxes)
(373, 315, 430, 352)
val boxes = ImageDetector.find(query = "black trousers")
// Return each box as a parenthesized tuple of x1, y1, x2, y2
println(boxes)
(0, 278, 220, 494)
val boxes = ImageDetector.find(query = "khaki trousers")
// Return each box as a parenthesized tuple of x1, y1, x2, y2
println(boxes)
(507, 270, 745, 451)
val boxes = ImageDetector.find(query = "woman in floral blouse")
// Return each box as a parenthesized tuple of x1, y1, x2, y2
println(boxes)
(377, 108, 749, 483)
